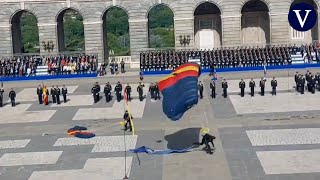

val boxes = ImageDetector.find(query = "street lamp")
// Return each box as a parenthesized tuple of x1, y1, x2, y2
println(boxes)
(179, 35, 191, 46)
(41, 40, 54, 52)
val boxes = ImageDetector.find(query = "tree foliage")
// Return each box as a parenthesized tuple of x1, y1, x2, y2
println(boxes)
(18, 5, 175, 55)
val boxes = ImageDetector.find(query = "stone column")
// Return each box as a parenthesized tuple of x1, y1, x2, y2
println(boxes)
(221, 15, 241, 46)
(129, 18, 148, 68)
(174, 17, 194, 49)
(0, 23, 13, 56)
(83, 21, 103, 63)
(38, 22, 58, 54)
(270, 13, 290, 44)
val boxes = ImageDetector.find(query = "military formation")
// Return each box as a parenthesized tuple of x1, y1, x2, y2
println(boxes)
(295, 71, 320, 94)
(0, 86, 16, 107)
(140, 45, 294, 71)
(91, 81, 161, 103)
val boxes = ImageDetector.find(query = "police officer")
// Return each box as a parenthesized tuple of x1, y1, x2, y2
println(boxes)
(55, 85, 61, 104)
(149, 83, 155, 99)
(137, 82, 145, 101)
(154, 82, 160, 100)
(91, 84, 97, 103)
(210, 80, 216, 98)
(114, 81, 123, 102)
(0, 86, 4, 107)
(311, 75, 316, 94)
(61, 85, 68, 103)
(198, 81, 204, 99)
(260, 78, 265, 96)
(239, 79, 245, 97)
(300, 75, 305, 94)
(37, 85, 43, 104)
(123, 110, 133, 132)
(9, 88, 16, 107)
(295, 72, 299, 91)
(125, 83, 132, 101)
(104, 82, 112, 102)
(271, 77, 277, 96)
(222, 79, 228, 98)
(50, 85, 56, 103)
(249, 78, 255, 97)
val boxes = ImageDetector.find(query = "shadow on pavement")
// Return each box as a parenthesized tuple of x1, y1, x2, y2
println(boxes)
(164, 127, 201, 149)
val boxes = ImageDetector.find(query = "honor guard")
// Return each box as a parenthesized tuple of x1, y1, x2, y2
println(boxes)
(95, 82, 101, 102)
(149, 83, 155, 99)
(300, 75, 305, 94)
(91, 84, 97, 103)
(294, 72, 299, 91)
(137, 82, 145, 101)
(222, 79, 228, 98)
(55, 86, 61, 104)
(239, 79, 245, 97)
(125, 83, 132, 101)
(37, 85, 43, 104)
(210, 80, 216, 98)
(123, 110, 133, 132)
(310, 75, 316, 94)
(154, 82, 160, 100)
(0, 87, 4, 107)
(259, 78, 265, 96)
(9, 88, 16, 107)
(271, 77, 277, 96)
(198, 81, 204, 99)
(114, 81, 123, 102)
(50, 85, 56, 103)
(62, 85, 68, 103)
(249, 78, 255, 97)
(104, 82, 112, 102)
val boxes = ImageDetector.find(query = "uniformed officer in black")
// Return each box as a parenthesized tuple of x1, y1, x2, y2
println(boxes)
(310, 75, 316, 94)
(149, 83, 155, 99)
(91, 84, 97, 103)
(210, 80, 216, 98)
(50, 85, 56, 103)
(55, 85, 61, 104)
(0, 87, 4, 107)
(62, 85, 68, 103)
(222, 79, 228, 98)
(300, 75, 305, 94)
(198, 81, 204, 99)
(154, 82, 160, 100)
(37, 85, 43, 104)
(260, 78, 265, 96)
(315, 72, 320, 91)
(271, 77, 277, 95)
(249, 78, 255, 97)
(9, 88, 16, 107)
(95, 82, 101, 102)
(104, 82, 112, 102)
(137, 82, 145, 101)
(123, 110, 133, 132)
(125, 83, 132, 101)
(294, 72, 299, 91)
(120, 59, 125, 73)
(239, 79, 245, 97)
(114, 81, 123, 102)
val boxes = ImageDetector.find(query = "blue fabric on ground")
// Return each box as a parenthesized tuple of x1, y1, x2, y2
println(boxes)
(161, 76, 199, 120)
(129, 145, 195, 155)
(68, 126, 87, 131)
(74, 132, 96, 139)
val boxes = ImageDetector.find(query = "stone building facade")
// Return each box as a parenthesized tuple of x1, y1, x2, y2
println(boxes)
(0, 0, 319, 64)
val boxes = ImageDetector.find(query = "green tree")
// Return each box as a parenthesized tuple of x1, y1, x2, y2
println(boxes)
(63, 12, 85, 51)
(20, 12, 39, 53)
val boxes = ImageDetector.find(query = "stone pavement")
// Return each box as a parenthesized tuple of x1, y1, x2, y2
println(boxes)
(1, 69, 320, 179)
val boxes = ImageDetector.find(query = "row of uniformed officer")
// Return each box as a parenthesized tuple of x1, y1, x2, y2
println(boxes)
(38, 85, 67, 105)
(0, 87, 14, 107)
(239, 78, 277, 97)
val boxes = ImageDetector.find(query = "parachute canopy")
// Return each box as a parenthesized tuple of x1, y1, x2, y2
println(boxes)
(158, 63, 201, 121)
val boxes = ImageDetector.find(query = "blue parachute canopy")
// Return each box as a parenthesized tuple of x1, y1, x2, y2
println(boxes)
(158, 63, 200, 121)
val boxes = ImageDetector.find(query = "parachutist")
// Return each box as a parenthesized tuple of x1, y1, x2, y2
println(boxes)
(200, 133, 216, 154)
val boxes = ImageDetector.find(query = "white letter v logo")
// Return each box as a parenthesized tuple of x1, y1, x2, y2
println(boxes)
(293, 10, 312, 28)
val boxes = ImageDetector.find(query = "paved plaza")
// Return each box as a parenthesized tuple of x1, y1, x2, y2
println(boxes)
(1, 70, 320, 180)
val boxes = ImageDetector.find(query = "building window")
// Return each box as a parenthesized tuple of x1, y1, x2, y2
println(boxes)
(291, 27, 305, 39)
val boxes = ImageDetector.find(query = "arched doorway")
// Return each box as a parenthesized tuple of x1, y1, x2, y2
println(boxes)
(102, 7, 130, 61)
(57, 9, 84, 52)
(290, 0, 318, 42)
(11, 10, 39, 54)
(241, 0, 270, 45)
(194, 2, 222, 50)
(148, 4, 175, 48)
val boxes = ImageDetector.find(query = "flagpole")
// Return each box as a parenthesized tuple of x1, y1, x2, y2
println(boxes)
(123, 77, 128, 179)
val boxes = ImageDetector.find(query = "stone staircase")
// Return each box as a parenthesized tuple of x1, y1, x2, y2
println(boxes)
(291, 52, 305, 64)
(36, 66, 49, 76)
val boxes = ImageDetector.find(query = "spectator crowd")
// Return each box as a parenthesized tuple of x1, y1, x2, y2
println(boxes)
(140, 43, 320, 71)
(0, 54, 98, 77)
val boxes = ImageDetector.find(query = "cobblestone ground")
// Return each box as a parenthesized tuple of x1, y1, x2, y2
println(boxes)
(1, 68, 320, 180)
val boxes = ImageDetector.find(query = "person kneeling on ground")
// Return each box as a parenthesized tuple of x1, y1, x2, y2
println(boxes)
(200, 133, 216, 154)
(123, 110, 133, 132)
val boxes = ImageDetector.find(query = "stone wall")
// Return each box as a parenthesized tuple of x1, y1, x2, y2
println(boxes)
(0, 0, 318, 63)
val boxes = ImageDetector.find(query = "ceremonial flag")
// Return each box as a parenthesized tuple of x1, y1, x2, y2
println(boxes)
(263, 64, 267, 80)
(213, 69, 218, 81)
